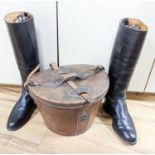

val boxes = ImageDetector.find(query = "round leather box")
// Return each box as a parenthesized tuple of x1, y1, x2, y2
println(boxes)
(28, 64, 109, 136)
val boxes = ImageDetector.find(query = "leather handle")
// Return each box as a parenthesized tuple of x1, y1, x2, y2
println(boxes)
(50, 63, 95, 104)
(51, 64, 104, 87)
(52, 73, 85, 87)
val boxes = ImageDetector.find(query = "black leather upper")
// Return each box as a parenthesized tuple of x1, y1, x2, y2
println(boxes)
(5, 12, 39, 130)
(6, 14, 39, 82)
(103, 18, 147, 145)
(7, 88, 36, 130)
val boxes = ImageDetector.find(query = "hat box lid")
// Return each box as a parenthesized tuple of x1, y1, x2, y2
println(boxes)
(28, 64, 109, 109)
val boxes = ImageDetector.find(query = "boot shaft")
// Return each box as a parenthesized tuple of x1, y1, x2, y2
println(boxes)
(5, 12, 39, 82)
(108, 18, 148, 98)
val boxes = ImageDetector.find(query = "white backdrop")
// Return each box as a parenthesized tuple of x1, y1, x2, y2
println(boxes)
(58, 1, 155, 92)
(0, 1, 155, 92)
(0, 1, 57, 84)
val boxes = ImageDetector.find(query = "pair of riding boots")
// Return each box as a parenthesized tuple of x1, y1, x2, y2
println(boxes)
(5, 12, 148, 145)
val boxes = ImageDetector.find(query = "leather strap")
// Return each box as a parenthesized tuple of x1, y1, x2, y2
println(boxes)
(50, 63, 95, 104)
(25, 62, 103, 104)
(52, 65, 104, 87)
(24, 64, 40, 87)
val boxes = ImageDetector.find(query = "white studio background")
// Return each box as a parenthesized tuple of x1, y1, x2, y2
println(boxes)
(0, 1, 57, 85)
(0, 1, 155, 93)
(58, 1, 155, 92)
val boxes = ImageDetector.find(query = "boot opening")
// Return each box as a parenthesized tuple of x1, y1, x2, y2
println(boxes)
(5, 11, 32, 24)
(122, 18, 148, 31)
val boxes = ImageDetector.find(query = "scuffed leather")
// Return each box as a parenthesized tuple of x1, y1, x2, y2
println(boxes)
(5, 12, 39, 130)
(103, 18, 147, 145)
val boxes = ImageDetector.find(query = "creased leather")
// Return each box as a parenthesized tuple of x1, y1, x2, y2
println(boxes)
(103, 18, 147, 145)
(5, 12, 39, 130)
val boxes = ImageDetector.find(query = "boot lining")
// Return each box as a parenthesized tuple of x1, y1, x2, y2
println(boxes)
(123, 18, 148, 31)
(5, 12, 32, 24)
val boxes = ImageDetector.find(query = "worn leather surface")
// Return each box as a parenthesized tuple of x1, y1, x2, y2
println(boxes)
(28, 64, 109, 108)
(103, 18, 147, 145)
(5, 12, 39, 130)
(28, 64, 109, 136)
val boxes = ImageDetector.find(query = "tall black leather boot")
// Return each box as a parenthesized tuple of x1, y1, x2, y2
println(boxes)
(103, 18, 148, 145)
(5, 12, 39, 130)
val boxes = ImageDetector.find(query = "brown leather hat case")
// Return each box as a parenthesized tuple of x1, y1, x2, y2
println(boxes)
(26, 63, 109, 136)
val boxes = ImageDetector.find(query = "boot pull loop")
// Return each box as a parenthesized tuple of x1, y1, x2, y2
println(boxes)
(24, 64, 40, 88)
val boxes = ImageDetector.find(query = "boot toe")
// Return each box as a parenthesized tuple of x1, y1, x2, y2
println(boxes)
(119, 129, 137, 145)
(7, 116, 23, 131)
(7, 121, 17, 131)
(6, 88, 36, 131)
(113, 122, 137, 145)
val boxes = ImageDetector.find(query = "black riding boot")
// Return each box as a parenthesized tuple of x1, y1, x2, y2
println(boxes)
(5, 12, 39, 130)
(103, 18, 148, 144)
